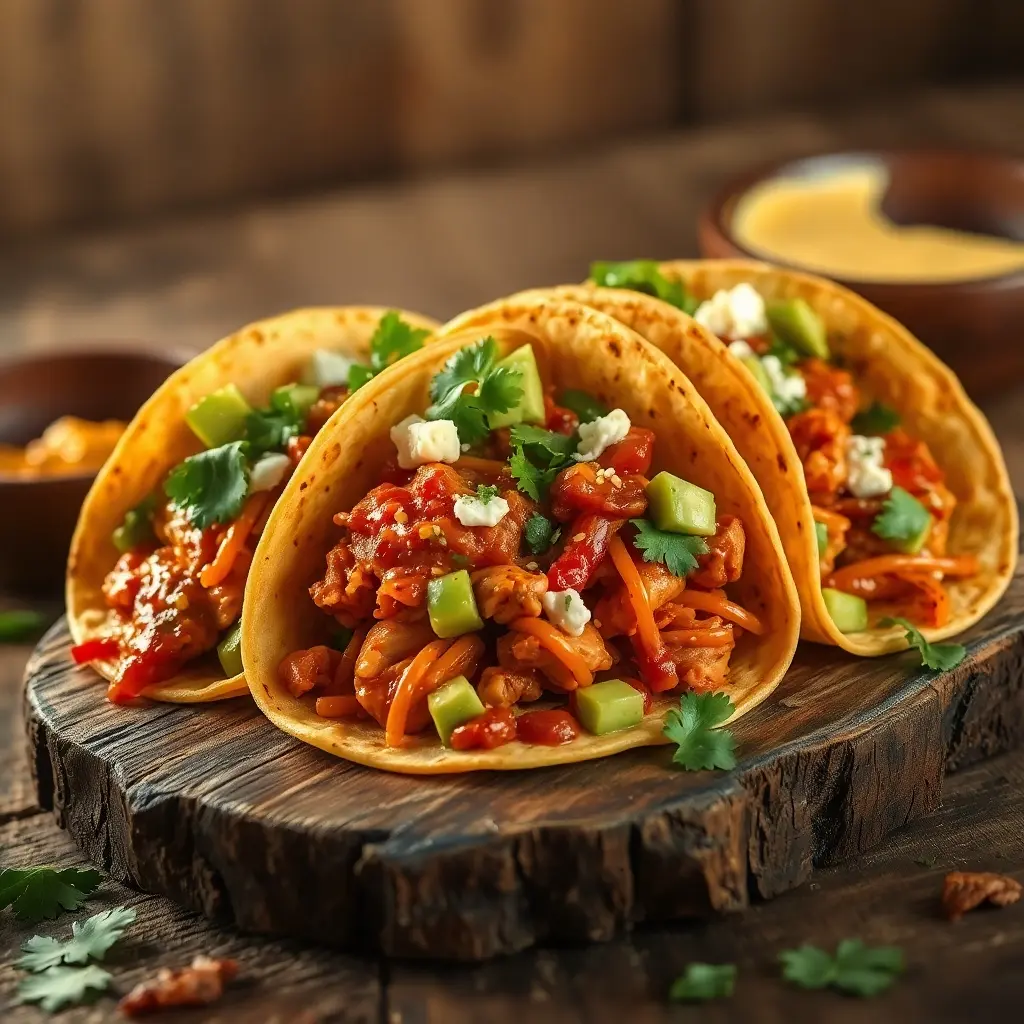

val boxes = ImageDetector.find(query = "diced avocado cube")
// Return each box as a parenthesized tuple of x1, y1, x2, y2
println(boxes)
(645, 472, 717, 536)
(766, 298, 830, 360)
(488, 345, 546, 428)
(428, 674, 486, 746)
(738, 354, 774, 398)
(185, 384, 253, 448)
(575, 679, 645, 736)
(822, 588, 868, 633)
(112, 495, 157, 553)
(271, 383, 320, 421)
(217, 620, 244, 677)
(814, 521, 829, 552)
(559, 389, 608, 424)
(427, 569, 484, 638)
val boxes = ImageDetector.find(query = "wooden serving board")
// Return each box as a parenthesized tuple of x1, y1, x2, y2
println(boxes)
(24, 568, 1024, 961)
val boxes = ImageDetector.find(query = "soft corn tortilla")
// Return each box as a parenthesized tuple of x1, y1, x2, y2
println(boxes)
(243, 299, 800, 773)
(67, 307, 440, 702)
(492, 262, 1017, 654)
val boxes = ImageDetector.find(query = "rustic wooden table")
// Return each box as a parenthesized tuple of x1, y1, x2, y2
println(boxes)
(2, 83, 1023, 1021)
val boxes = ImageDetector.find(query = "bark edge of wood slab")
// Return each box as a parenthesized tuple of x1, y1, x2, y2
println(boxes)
(24, 571, 1024, 960)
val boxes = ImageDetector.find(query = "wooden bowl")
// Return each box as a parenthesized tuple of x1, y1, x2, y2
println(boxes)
(0, 348, 185, 595)
(698, 150, 1024, 397)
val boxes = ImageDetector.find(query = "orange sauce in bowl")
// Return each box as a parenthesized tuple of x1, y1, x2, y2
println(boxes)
(0, 416, 126, 478)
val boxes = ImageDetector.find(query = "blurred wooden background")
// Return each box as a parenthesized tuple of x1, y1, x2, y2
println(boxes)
(1, 0, 1022, 237)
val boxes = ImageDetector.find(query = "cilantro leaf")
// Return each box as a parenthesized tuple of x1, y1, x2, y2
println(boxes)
(17, 964, 112, 1012)
(475, 484, 499, 505)
(19, 907, 137, 971)
(244, 408, 299, 459)
(629, 519, 709, 578)
(880, 617, 966, 670)
(590, 259, 699, 315)
(347, 363, 375, 392)
(0, 609, 47, 642)
(508, 424, 578, 461)
(524, 513, 557, 555)
(164, 441, 249, 528)
(559, 388, 607, 424)
(766, 330, 801, 367)
(669, 963, 737, 1003)
(426, 338, 524, 445)
(780, 940, 904, 997)
(509, 447, 555, 502)
(430, 337, 500, 403)
(0, 867, 101, 924)
(871, 487, 931, 546)
(368, 311, 431, 374)
(852, 401, 901, 436)
(663, 692, 736, 771)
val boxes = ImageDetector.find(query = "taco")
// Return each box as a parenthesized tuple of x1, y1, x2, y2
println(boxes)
(67, 307, 439, 703)
(242, 299, 799, 773)
(494, 260, 1015, 654)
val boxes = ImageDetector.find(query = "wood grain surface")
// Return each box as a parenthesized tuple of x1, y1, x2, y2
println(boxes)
(23, 562, 1024, 961)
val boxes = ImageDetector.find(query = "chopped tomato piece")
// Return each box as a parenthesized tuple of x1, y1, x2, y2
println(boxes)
(544, 394, 579, 436)
(450, 706, 518, 750)
(515, 708, 580, 745)
(599, 427, 655, 475)
(550, 463, 647, 521)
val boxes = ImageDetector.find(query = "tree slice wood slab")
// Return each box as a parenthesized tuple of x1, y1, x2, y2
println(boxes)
(24, 567, 1024, 961)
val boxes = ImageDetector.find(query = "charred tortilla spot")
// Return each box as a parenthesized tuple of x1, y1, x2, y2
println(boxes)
(609, 339, 622, 358)
(776, 454, 787, 473)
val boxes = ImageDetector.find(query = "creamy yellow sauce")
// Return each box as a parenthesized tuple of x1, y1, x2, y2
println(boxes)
(732, 164, 1024, 283)
(0, 416, 125, 477)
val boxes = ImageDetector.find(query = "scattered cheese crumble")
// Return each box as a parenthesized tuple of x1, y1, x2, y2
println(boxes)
(453, 493, 510, 528)
(249, 452, 291, 493)
(541, 588, 592, 637)
(694, 283, 767, 340)
(845, 434, 893, 498)
(390, 415, 461, 469)
(575, 408, 631, 462)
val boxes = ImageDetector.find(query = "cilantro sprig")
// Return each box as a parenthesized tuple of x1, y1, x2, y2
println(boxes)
(0, 867, 101, 924)
(19, 907, 137, 971)
(427, 338, 523, 444)
(871, 487, 931, 547)
(852, 401, 901, 436)
(349, 311, 431, 392)
(164, 441, 250, 529)
(669, 963, 737, 1003)
(17, 964, 112, 1013)
(880, 617, 966, 670)
(629, 519, 708, 578)
(780, 940, 904, 997)
(508, 424, 577, 501)
(663, 692, 737, 771)
(591, 259, 699, 315)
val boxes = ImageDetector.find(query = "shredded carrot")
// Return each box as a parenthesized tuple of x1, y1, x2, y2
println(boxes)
(331, 627, 366, 695)
(421, 635, 484, 693)
(199, 492, 271, 589)
(826, 554, 979, 594)
(455, 455, 512, 477)
(674, 589, 765, 635)
(315, 695, 362, 718)
(811, 504, 851, 530)
(607, 535, 662, 657)
(385, 640, 450, 748)
(660, 627, 735, 648)
(508, 617, 593, 687)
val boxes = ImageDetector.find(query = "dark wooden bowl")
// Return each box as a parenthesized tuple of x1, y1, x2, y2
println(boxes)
(698, 149, 1024, 398)
(0, 348, 185, 595)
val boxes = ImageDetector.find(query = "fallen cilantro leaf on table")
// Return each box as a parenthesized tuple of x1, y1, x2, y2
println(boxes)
(669, 962, 736, 1002)
(871, 487, 931, 546)
(19, 907, 137, 971)
(17, 964, 112, 1012)
(0, 867, 101, 923)
(851, 400, 901, 436)
(780, 940, 904, 997)
(663, 692, 736, 771)
(914, 855, 938, 868)
(629, 519, 708, 578)
(164, 441, 249, 529)
(0, 609, 47, 642)
(880, 617, 966, 671)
